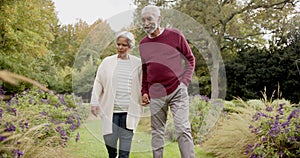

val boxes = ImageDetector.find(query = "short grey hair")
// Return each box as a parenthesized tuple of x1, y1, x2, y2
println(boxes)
(141, 5, 161, 17)
(115, 31, 135, 48)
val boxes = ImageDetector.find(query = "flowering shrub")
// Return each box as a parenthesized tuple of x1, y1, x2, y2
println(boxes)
(0, 88, 82, 157)
(189, 95, 213, 144)
(246, 101, 300, 157)
(164, 95, 211, 143)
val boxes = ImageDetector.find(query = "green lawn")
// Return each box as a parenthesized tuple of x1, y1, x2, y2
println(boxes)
(66, 119, 215, 158)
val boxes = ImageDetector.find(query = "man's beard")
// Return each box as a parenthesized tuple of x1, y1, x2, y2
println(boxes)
(144, 23, 158, 35)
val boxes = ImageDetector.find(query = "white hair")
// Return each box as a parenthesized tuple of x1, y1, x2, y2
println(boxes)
(115, 31, 135, 48)
(141, 5, 161, 17)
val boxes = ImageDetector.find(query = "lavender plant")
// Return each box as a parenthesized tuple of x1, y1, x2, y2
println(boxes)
(0, 87, 82, 157)
(246, 102, 300, 158)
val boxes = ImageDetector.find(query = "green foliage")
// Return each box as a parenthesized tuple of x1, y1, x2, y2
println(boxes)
(49, 20, 99, 68)
(189, 95, 213, 144)
(72, 57, 98, 101)
(0, 88, 82, 157)
(164, 95, 213, 144)
(0, 51, 58, 94)
(0, 0, 57, 56)
(225, 36, 300, 103)
(173, 0, 298, 53)
(48, 66, 73, 94)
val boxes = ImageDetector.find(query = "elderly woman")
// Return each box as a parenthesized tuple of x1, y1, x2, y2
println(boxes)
(90, 31, 142, 158)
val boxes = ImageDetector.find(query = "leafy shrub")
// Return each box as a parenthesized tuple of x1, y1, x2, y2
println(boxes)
(246, 102, 300, 157)
(201, 98, 299, 158)
(165, 95, 214, 144)
(189, 95, 216, 144)
(0, 88, 82, 158)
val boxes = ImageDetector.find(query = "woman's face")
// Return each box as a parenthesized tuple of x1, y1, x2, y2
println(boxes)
(116, 37, 130, 55)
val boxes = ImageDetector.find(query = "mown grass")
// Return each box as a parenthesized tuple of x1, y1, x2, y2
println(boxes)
(66, 118, 215, 158)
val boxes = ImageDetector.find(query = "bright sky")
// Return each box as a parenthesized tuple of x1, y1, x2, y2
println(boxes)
(52, 0, 136, 28)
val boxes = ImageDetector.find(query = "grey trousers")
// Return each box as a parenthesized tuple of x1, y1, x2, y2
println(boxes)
(150, 83, 195, 158)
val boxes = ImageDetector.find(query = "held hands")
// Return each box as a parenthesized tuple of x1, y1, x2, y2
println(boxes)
(141, 93, 150, 106)
(91, 106, 100, 117)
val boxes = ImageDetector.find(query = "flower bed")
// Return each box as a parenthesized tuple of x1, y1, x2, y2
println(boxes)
(0, 88, 83, 157)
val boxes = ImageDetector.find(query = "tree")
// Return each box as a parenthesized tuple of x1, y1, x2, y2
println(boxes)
(133, 0, 299, 99)
(0, 0, 58, 93)
(225, 33, 300, 103)
(0, 0, 57, 56)
(49, 19, 96, 68)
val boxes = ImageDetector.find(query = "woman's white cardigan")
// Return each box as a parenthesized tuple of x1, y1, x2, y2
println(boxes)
(90, 54, 142, 135)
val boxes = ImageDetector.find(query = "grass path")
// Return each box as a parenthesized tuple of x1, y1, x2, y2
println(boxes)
(66, 118, 215, 158)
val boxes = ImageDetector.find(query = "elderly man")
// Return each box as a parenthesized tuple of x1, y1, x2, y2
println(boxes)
(139, 5, 196, 158)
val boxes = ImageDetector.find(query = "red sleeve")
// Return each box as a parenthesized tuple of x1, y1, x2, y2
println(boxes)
(141, 62, 149, 95)
(179, 33, 195, 86)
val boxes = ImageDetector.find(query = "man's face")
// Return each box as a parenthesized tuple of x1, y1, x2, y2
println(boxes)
(141, 12, 159, 35)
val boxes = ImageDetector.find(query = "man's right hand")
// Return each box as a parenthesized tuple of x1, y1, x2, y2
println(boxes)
(91, 106, 100, 117)
(141, 93, 150, 106)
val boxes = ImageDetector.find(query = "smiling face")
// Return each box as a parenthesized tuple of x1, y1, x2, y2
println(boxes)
(141, 12, 160, 35)
(116, 37, 130, 57)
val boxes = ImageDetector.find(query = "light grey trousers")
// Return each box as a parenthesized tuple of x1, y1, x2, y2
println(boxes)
(150, 82, 195, 158)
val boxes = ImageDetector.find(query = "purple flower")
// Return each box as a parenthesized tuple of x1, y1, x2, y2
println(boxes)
(289, 136, 296, 141)
(60, 130, 66, 137)
(54, 103, 59, 108)
(261, 136, 267, 141)
(28, 98, 33, 104)
(24, 122, 29, 128)
(0, 135, 6, 141)
(279, 151, 283, 157)
(250, 154, 257, 158)
(40, 111, 47, 116)
(59, 95, 67, 105)
(15, 149, 23, 157)
(5, 122, 16, 132)
(281, 120, 290, 128)
(260, 112, 268, 118)
(70, 123, 75, 131)
(287, 109, 299, 121)
(56, 126, 66, 137)
(0, 86, 6, 95)
(0, 108, 3, 118)
(12, 108, 17, 116)
(75, 132, 80, 143)
(265, 106, 273, 112)
(200, 95, 210, 102)
(252, 112, 261, 121)
(65, 116, 73, 124)
(268, 126, 280, 137)
(77, 118, 81, 127)
(278, 103, 284, 115)
(284, 129, 289, 133)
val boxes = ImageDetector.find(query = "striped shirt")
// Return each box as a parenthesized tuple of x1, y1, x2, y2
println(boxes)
(114, 59, 132, 112)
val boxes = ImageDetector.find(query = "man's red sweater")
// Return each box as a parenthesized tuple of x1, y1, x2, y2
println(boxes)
(139, 28, 195, 98)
